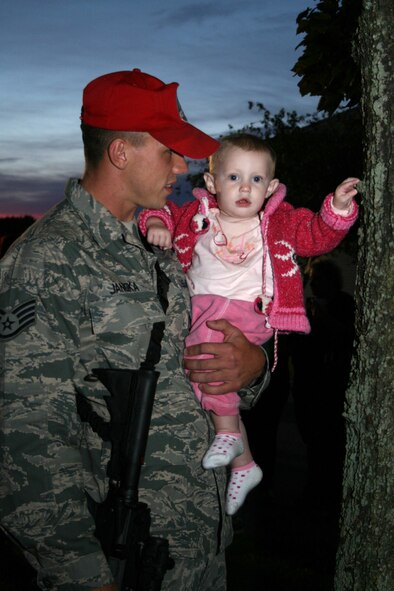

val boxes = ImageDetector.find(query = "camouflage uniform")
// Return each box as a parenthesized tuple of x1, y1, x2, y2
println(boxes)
(0, 179, 268, 591)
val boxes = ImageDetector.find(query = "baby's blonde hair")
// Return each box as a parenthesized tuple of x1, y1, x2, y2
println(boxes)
(209, 133, 277, 179)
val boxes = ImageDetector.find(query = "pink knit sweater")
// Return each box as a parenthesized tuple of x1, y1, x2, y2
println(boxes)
(139, 184, 358, 334)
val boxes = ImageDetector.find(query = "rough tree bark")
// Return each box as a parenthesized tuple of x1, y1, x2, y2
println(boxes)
(335, 1, 394, 590)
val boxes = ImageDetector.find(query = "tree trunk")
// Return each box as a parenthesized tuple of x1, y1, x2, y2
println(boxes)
(335, 1, 394, 590)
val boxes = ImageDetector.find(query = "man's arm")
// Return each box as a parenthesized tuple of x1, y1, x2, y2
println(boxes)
(0, 241, 114, 591)
(238, 343, 271, 409)
(183, 319, 269, 395)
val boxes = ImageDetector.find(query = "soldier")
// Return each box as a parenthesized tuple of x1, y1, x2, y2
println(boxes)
(0, 68, 269, 591)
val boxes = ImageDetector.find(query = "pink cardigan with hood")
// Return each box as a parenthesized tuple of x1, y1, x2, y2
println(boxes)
(139, 184, 358, 334)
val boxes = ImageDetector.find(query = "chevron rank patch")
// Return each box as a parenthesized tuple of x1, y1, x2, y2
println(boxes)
(0, 300, 36, 341)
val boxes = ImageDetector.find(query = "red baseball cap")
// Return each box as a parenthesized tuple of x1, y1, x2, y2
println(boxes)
(81, 68, 219, 159)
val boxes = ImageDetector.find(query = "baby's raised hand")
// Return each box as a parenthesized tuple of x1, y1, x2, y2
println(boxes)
(333, 177, 360, 210)
(147, 225, 173, 250)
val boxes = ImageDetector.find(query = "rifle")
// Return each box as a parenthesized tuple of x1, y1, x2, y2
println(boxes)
(77, 239, 173, 590)
(79, 365, 173, 591)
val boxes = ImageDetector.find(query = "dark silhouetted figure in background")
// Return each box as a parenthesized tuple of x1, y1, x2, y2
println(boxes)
(290, 256, 355, 513)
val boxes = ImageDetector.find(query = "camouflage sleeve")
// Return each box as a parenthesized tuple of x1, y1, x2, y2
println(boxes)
(238, 344, 271, 410)
(0, 241, 113, 591)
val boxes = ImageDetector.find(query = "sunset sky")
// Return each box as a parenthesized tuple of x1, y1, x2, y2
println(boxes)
(0, 0, 318, 217)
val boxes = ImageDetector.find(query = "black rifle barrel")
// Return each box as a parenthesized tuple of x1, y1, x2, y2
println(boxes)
(92, 367, 159, 500)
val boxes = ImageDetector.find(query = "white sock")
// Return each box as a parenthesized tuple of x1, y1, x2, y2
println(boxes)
(225, 463, 263, 516)
(202, 433, 244, 470)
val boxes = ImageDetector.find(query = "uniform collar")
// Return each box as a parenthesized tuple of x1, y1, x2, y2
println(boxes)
(65, 178, 142, 249)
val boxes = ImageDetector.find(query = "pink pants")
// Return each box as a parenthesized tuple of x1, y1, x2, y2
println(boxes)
(185, 294, 273, 416)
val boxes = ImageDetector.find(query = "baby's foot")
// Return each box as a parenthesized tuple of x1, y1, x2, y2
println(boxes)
(225, 463, 263, 516)
(202, 433, 244, 469)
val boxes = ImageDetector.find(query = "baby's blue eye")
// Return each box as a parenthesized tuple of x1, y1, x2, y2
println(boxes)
(253, 176, 263, 183)
(229, 174, 238, 181)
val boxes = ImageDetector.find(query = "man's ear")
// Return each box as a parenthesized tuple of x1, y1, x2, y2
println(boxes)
(107, 138, 128, 169)
(267, 178, 279, 197)
(204, 172, 216, 194)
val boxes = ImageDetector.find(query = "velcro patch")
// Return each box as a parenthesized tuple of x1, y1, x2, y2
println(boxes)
(0, 300, 36, 341)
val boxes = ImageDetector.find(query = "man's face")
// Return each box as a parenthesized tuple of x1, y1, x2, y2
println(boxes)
(126, 134, 188, 211)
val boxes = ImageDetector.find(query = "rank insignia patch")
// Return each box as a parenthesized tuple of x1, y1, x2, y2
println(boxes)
(0, 300, 36, 341)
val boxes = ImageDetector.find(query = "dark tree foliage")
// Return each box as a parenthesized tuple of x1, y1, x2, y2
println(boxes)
(292, 0, 362, 114)
(267, 108, 363, 211)
(0, 215, 35, 258)
(194, 103, 362, 205)
(0, 215, 35, 235)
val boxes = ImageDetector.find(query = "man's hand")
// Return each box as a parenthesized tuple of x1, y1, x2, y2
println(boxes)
(183, 319, 266, 395)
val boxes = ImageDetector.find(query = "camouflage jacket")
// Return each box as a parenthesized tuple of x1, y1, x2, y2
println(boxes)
(0, 179, 268, 591)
